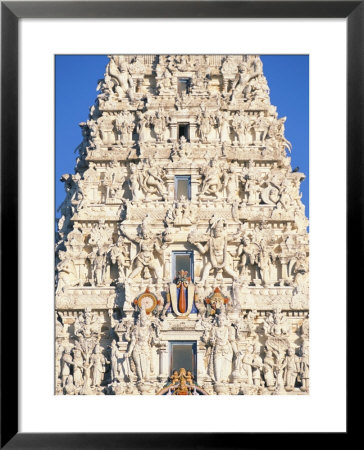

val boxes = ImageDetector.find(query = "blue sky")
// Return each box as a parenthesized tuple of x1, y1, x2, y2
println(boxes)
(55, 55, 309, 218)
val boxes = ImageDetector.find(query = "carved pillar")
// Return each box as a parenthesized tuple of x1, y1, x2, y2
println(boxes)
(169, 123, 178, 141)
(279, 257, 289, 281)
(158, 342, 169, 380)
(197, 341, 207, 382)
(189, 123, 198, 142)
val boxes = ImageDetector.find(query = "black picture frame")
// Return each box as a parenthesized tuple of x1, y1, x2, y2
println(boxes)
(1, 1, 355, 448)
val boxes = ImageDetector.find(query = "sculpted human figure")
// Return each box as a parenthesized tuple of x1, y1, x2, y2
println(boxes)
(231, 62, 260, 102)
(90, 343, 109, 388)
(108, 237, 130, 282)
(241, 344, 254, 385)
(232, 111, 251, 145)
(258, 249, 274, 285)
(300, 345, 309, 392)
(136, 112, 150, 143)
(56, 250, 79, 293)
(216, 111, 231, 143)
(109, 339, 119, 382)
(115, 111, 135, 145)
(90, 248, 107, 286)
(262, 349, 276, 390)
(199, 159, 224, 198)
(253, 111, 272, 144)
(64, 375, 76, 395)
(121, 216, 163, 282)
(98, 115, 115, 146)
(283, 348, 300, 391)
(197, 110, 215, 143)
(252, 343, 263, 386)
(243, 174, 261, 205)
(129, 163, 144, 200)
(61, 347, 74, 387)
(125, 308, 156, 382)
(209, 310, 237, 383)
(151, 110, 168, 142)
(223, 162, 241, 201)
(141, 161, 167, 199)
(72, 343, 85, 389)
(108, 57, 135, 100)
(188, 218, 237, 281)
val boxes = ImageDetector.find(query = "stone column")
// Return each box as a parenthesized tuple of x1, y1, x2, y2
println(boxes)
(189, 122, 198, 142)
(158, 342, 169, 380)
(169, 123, 178, 141)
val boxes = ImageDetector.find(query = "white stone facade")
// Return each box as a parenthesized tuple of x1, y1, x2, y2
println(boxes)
(55, 55, 309, 395)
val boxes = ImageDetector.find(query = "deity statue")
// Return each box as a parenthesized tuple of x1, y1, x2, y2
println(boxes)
(223, 162, 241, 201)
(252, 343, 263, 386)
(241, 344, 254, 385)
(61, 346, 74, 387)
(208, 310, 237, 383)
(90, 343, 109, 388)
(230, 62, 260, 102)
(299, 344, 309, 392)
(252, 111, 272, 144)
(108, 236, 130, 282)
(89, 248, 107, 286)
(108, 56, 135, 100)
(197, 110, 215, 143)
(136, 112, 150, 143)
(216, 111, 231, 143)
(151, 110, 168, 142)
(128, 163, 144, 200)
(115, 111, 135, 145)
(72, 343, 85, 389)
(262, 349, 276, 390)
(139, 160, 167, 200)
(236, 233, 261, 282)
(188, 217, 237, 281)
(232, 111, 251, 145)
(121, 216, 164, 282)
(283, 348, 300, 391)
(125, 308, 159, 382)
(56, 250, 79, 293)
(109, 339, 119, 382)
(199, 159, 224, 198)
(64, 375, 76, 395)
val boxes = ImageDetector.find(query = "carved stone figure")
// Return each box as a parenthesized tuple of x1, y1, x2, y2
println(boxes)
(283, 348, 300, 391)
(151, 110, 168, 142)
(121, 216, 164, 282)
(91, 343, 109, 388)
(109, 237, 129, 282)
(139, 161, 167, 199)
(125, 308, 158, 382)
(189, 217, 237, 281)
(230, 62, 260, 102)
(197, 110, 215, 143)
(208, 310, 237, 383)
(115, 111, 135, 145)
(263, 349, 276, 390)
(216, 111, 231, 143)
(232, 111, 251, 145)
(199, 159, 224, 198)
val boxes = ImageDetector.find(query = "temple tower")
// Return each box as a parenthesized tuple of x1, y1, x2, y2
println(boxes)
(56, 55, 309, 395)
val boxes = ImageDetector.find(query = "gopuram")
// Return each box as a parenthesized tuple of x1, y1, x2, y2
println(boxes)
(55, 55, 309, 395)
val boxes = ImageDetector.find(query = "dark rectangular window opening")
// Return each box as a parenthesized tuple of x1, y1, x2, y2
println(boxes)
(174, 175, 191, 201)
(178, 123, 189, 141)
(172, 251, 193, 282)
(178, 78, 190, 95)
(169, 341, 197, 379)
